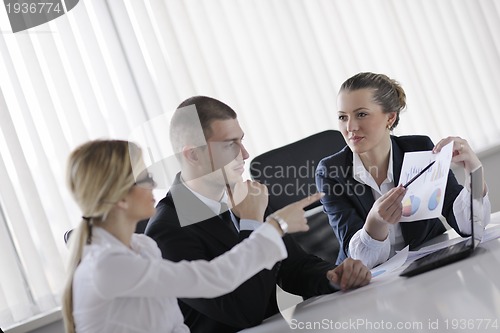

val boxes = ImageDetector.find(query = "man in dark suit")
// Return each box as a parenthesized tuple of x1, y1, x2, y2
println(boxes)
(145, 96, 371, 333)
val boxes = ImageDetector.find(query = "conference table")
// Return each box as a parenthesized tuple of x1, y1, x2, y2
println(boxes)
(240, 212, 500, 333)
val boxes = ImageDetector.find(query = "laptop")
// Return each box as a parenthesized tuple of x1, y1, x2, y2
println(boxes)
(400, 166, 484, 277)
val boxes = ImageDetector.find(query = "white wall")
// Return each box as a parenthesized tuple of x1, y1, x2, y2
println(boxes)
(25, 321, 63, 333)
(475, 146, 500, 213)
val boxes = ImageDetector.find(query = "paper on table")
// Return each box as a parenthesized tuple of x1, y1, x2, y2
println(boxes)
(405, 237, 465, 261)
(370, 245, 409, 279)
(404, 226, 500, 261)
(398, 141, 453, 222)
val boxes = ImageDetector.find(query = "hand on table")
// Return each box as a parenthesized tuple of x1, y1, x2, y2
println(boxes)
(327, 258, 371, 291)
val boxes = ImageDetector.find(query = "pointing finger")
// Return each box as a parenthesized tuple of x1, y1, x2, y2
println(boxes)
(296, 192, 325, 209)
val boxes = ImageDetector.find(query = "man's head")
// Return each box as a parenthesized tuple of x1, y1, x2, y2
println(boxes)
(170, 96, 249, 187)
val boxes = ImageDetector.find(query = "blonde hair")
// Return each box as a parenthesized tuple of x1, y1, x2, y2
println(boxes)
(62, 140, 142, 333)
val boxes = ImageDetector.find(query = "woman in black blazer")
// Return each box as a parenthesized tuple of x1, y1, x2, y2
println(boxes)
(316, 72, 490, 268)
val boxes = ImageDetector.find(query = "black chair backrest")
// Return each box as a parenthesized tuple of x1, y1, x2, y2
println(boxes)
(249, 130, 346, 261)
(135, 219, 149, 233)
(64, 229, 72, 244)
(250, 130, 345, 212)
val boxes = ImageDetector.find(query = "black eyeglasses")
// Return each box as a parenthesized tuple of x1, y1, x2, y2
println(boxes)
(134, 172, 157, 189)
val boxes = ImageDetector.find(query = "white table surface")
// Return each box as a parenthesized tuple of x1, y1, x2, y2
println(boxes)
(240, 212, 500, 333)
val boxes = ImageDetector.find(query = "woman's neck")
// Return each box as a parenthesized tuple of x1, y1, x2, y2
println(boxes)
(97, 216, 136, 248)
(359, 137, 392, 186)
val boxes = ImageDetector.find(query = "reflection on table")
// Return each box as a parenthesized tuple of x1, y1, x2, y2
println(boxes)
(240, 212, 500, 333)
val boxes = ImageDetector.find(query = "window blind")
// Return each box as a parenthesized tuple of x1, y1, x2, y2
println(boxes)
(0, 0, 499, 328)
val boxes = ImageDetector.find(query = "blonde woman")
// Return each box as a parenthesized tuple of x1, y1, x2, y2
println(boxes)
(62, 139, 335, 333)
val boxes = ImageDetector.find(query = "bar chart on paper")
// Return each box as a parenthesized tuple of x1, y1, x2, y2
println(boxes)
(430, 160, 447, 181)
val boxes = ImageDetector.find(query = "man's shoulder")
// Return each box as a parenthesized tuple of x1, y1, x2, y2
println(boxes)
(145, 192, 182, 234)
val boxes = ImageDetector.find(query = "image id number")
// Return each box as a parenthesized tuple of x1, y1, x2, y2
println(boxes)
(5, 2, 62, 14)
(444, 318, 499, 330)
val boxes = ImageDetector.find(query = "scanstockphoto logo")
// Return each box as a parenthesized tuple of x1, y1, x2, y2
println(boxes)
(4, 0, 79, 33)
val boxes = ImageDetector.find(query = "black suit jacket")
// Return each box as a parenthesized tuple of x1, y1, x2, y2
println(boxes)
(145, 173, 336, 333)
(316, 135, 466, 264)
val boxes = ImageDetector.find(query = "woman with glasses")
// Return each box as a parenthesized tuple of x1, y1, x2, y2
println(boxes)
(62, 139, 340, 333)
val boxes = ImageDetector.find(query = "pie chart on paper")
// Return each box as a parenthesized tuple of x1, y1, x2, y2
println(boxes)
(428, 188, 442, 211)
(402, 195, 421, 217)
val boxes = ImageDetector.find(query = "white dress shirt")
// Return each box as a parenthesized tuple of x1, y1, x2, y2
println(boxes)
(73, 224, 286, 333)
(183, 180, 261, 231)
(348, 147, 491, 269)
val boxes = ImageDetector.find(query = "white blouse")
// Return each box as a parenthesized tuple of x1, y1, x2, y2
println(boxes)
(72, 224, 287, 333)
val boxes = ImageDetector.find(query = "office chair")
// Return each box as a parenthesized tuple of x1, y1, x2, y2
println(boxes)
(250, 130, 346, 262)
(64, 229, 72, 243)
(135, 219, 149, 233)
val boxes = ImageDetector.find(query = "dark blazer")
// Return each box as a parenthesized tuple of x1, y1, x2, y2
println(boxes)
(145, 173, 336, 333)
(315, 135, 466, 265)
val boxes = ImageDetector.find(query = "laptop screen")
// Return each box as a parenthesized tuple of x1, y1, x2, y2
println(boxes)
(471, 165, 484, 247)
